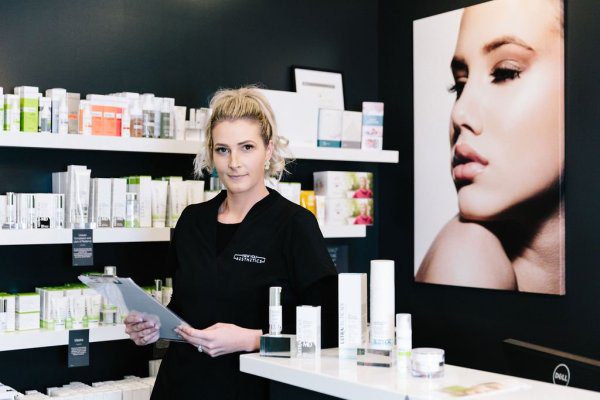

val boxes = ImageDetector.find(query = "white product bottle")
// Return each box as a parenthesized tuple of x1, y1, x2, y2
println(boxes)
(269, 287, 282, 335)
(130, 99, 143, 137)
(58, 97, 68, 134)
(369, 260, 395, 350)
(141, 94, 155, 138)
(0, 299, 7, 333)
(154, 97, 162, 138)
(162, 277, 173, 306)
(396, 313, 412, 374)
(79, 100, 92, 135)
(121, 103, 131, 137)
(39, 97, 52, 133)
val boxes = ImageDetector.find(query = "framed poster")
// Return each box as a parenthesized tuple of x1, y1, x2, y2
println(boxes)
(413, 0, 565, 294)
(292, 66, 345, 110)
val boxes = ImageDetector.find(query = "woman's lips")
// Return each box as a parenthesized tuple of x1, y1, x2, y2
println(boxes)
(452, 143, 489, 182)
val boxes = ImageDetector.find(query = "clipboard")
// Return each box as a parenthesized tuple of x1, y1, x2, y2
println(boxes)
(78, 275, 188, 342)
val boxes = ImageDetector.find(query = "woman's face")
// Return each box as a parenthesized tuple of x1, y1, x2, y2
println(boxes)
(212, 119, 273, 195)
(449, 0, 563, 221)
(359, 176, 367, 189)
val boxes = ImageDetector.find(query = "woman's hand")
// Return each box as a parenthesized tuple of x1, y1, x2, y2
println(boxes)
(124, 311, 161, 346)
(174, 323, 262, 358)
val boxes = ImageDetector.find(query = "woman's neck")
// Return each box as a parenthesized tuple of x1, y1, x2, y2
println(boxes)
(218, 184, 269, 224)
(496, 200, 564, 294)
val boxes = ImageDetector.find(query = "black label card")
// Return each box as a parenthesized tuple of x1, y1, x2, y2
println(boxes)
(72, 229, 94, 266)
(68, 329, 90, 368)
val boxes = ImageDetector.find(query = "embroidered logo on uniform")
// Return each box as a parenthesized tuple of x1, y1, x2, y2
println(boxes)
(233, 254, 266, 264)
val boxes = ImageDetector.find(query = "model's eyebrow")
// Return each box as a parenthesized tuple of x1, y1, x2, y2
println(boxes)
(213, 140, 257, 147)
(483, 35, 535, 54)
(450, 56, 468, 74)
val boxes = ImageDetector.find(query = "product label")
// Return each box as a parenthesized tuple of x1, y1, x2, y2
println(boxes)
(72, 229, 94, 266)
(68, 329, 90, 368)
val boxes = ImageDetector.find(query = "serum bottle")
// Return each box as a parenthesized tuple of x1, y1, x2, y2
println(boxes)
(269, 286, 282, 335)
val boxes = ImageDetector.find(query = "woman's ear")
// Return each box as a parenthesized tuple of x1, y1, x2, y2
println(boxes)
(266, 140, 274, 160)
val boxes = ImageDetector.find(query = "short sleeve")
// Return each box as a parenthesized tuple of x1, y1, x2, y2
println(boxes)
(285, 209, 337, 292)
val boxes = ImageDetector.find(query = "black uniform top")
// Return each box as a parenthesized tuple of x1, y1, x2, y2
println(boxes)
(151, 188, 338, 400)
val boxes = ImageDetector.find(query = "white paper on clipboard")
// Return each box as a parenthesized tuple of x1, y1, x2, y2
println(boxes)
(78, 275, 188, 341)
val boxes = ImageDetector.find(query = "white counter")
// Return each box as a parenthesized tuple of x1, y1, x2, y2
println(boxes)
(240, 348, 600, 400)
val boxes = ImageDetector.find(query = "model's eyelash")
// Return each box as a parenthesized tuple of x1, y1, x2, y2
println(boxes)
(491, 67, 522, 83)
(448, 81, 465, 97)
(215, 147, 229, 153)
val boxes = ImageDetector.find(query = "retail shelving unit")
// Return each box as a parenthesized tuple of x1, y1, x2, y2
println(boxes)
(0, 325, 129, 352)
(0, 225, 366, 246)
(0, 132, 399, 163)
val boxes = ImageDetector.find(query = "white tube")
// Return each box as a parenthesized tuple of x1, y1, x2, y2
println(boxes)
(369, 260, 395, 350)
(51, 297, 68, 331)
(150, 180, 168, 228)
(85, 294, 102, 328)
(69, 296, 86, 329)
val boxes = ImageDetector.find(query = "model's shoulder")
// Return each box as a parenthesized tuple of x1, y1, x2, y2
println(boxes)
(416, 216, 516, 290)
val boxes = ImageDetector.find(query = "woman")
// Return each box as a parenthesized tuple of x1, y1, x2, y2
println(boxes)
(352, 175, 373, 198)
(124, 87, 338, 399)
(416, 0, 565, 294)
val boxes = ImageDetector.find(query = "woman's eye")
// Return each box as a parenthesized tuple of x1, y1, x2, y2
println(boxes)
(448, 79, 466, 98)
(215, 147, 229, 154)
(242, 144, 254, 151)
(491, 63, 522, 83)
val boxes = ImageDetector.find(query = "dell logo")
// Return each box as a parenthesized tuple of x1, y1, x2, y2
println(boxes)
(552, 364, 570, 386)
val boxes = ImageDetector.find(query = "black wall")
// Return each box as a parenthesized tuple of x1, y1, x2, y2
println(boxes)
(379, 0, 600, 379)
(0, 0, 379, 392)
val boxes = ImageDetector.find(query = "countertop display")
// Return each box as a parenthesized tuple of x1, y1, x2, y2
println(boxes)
(240, 348, 600, 400)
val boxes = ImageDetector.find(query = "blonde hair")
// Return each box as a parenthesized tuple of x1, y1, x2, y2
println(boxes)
(194, 85, 290, 179)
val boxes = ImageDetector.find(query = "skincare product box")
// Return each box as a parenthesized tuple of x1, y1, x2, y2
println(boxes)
(46, 88, 67, 134)
(300, 190, 317, 216)
(317, 108, 343, 148)
(260, 334, 298, 358)
(5, 94, 20, 132)
(316, 195, 325, 225)
(361, 102, 384, 150)
(16, 193, 36, 229)
(258, 89, 319, 148)
(0, 195, 6, 226)
(127, 176, 152, 227)
(111, 178, 127, 227)
(151, 180, 169, 228)
(166, 179, 187, 228)
(338, 273, 368, 359)
(0, 293, 16, 332)
(67, 93, 80, 134)
(357, 347, 395, 368)
(296, 305, 321, 358)
(90, 178, 112, 227)
(313, 171, 374, 199)
(15, 292, 40, 313)
(276, 182, 301, 204)
(16, 311, 40, 331)
(369, 260, 395, 350)
(15, 86, 40, 133)
(324, 198, 373, 226)
(33, 193, 53, 229)
(342, 111, 363, 149)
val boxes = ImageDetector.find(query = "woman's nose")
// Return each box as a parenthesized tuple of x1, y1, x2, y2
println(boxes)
(228, 150, 241, 169)
(450, 81, 483, 144)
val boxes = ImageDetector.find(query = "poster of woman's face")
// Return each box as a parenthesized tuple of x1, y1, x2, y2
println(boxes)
(413, 0, 565, 295)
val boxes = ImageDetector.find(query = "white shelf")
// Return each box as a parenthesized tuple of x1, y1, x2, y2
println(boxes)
(0, 227, 171, 246)
(240, 349, 600, 400)
(0, 132, 399, 163)
(0, 132, 195, 154)
(0, 325, 129, 352)
(288, 145, 399, 163)
(319, 224, 366, 238)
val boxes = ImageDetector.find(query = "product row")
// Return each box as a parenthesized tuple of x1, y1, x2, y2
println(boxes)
(0, 165, 209, 230)
(260, 260, 444, 379)
(0, 376, 156, 400)
(0, 266, 172, 333)
(0, 86, 207, 141)
(0, 85, 385, 152)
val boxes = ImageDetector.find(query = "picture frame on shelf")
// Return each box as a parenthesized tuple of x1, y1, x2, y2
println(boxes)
(292, 66, 345, 110)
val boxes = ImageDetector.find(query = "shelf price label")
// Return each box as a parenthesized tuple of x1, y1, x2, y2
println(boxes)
(72, 229, 94, 266)
(68, 329, 90, 368)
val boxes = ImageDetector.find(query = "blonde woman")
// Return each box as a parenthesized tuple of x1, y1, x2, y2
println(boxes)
(124, 86, 338, 399)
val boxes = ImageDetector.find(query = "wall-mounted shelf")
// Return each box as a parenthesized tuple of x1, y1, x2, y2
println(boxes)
(0, 132, 399, 163)
(319, 224, 366, 238)
(0, 325, 129, 352)
(0, 227, 171, 246)
(0, 225, 365, 245)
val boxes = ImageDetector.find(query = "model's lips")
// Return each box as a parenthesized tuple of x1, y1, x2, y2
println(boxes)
(452, 143, 489, 182)
(227, 174, 249, 180)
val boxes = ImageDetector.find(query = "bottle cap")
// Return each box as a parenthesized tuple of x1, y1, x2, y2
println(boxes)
(269, 287, 282, 307)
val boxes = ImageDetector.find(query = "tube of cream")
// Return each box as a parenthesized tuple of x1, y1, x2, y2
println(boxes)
(51, 297, 68, 331)
(85, 294, 102, 328)
(150, 180, 168, 228)
(69, 295, 86, 329)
